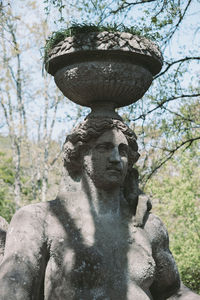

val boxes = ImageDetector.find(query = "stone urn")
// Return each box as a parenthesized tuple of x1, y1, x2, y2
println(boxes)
(45, 31, 163, 113)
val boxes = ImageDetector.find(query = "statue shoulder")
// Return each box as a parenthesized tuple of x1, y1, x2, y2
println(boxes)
(10, 197, 65, 225)
(10, 201, 49, 223)
(144, 212, 169, 249)
(7, 199, 65, 241)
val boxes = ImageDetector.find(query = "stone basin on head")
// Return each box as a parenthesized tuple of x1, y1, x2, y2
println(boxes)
(45, 31, 163, 109)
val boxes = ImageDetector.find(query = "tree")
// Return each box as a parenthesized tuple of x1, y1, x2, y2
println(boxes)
(0, 1, 65, 209)
(0, 141, 15, 222)
(146, 144, 200, 293)
(0, 6, 26, 208)
(43, 0, 200, 183)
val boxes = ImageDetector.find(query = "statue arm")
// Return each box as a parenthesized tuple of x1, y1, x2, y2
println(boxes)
(146, 214, 200, 299)
(167, 282, 200, 299)
(146, 214, 180, 299)
(0, 204, 49, 300)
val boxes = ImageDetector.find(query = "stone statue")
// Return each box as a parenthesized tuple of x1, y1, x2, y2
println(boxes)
(0, 29, 199, 299)
(0, 117, 199, 299)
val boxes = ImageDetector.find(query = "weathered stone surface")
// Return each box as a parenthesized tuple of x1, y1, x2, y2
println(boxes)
(0, 30, 199, 300)
(54, 60, 153, 108)
(0, 216, 8, 264)
(1, 118, 199, 299)
(167, 283, 200, 299)
(128, 38, 140, 48)
(120, 32, 133, 40)
(45, 31, 163, 109)
(45, 31, 163, 76)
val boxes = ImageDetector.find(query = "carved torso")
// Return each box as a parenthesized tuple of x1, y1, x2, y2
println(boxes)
(43, 194, 155, 300)
(0, 191, 181, 300)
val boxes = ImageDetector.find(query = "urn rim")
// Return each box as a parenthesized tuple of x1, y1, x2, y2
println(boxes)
(45, 31, 163, 76)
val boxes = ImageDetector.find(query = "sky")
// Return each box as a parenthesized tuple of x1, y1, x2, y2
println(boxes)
(1, 0, 200, 142)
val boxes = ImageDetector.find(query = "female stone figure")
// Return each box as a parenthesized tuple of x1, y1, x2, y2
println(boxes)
(0, 118, 199, 300)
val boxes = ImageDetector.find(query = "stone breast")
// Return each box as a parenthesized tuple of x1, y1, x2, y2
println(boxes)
(45, 215, 155, 299)
(126, 224, 155, 289)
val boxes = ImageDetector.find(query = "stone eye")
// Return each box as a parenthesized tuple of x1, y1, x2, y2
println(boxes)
(96, 143, 111, 152)
(119, 145, 128, 156)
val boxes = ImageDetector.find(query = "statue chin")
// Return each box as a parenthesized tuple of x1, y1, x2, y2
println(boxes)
(83, 170, 124, 191)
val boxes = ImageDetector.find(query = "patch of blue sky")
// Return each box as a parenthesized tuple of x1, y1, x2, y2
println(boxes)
(2, 0, 199, 142)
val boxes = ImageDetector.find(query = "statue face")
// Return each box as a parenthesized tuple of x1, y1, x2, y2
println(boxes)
(83, 129, 129, 190)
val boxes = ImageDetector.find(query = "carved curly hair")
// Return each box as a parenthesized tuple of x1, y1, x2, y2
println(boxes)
(63, 118, 140, 177)
(62, 118, 149, 217)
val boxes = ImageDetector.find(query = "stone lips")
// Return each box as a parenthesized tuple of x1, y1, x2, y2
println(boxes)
(45, 31, 163, 76)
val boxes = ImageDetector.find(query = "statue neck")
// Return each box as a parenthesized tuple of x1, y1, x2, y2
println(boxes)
(81, 172, 122, 216)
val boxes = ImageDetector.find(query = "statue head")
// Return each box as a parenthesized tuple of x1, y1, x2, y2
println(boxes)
(63, 118, 140, 199)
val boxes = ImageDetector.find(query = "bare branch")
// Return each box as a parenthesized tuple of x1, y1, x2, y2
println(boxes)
(154, 0, 167, 18)
(141, 151, 174, 187)
(164, 136, 200, 154)
(7, 65, 17, 84)
(50, 146, 63, 167)
(132, 93, 200, 122)
(163, 0, 193, 44)
(155, 56, 200, 79)
(111, 0, 157, 14)
(163, 107, 199, 124)
(0, 97, 9, 127)
(48, 94, 60, 143)
(142, 135, 200, 186)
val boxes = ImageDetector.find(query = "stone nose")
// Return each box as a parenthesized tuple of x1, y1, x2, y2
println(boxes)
(109, 147, 121, 163)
